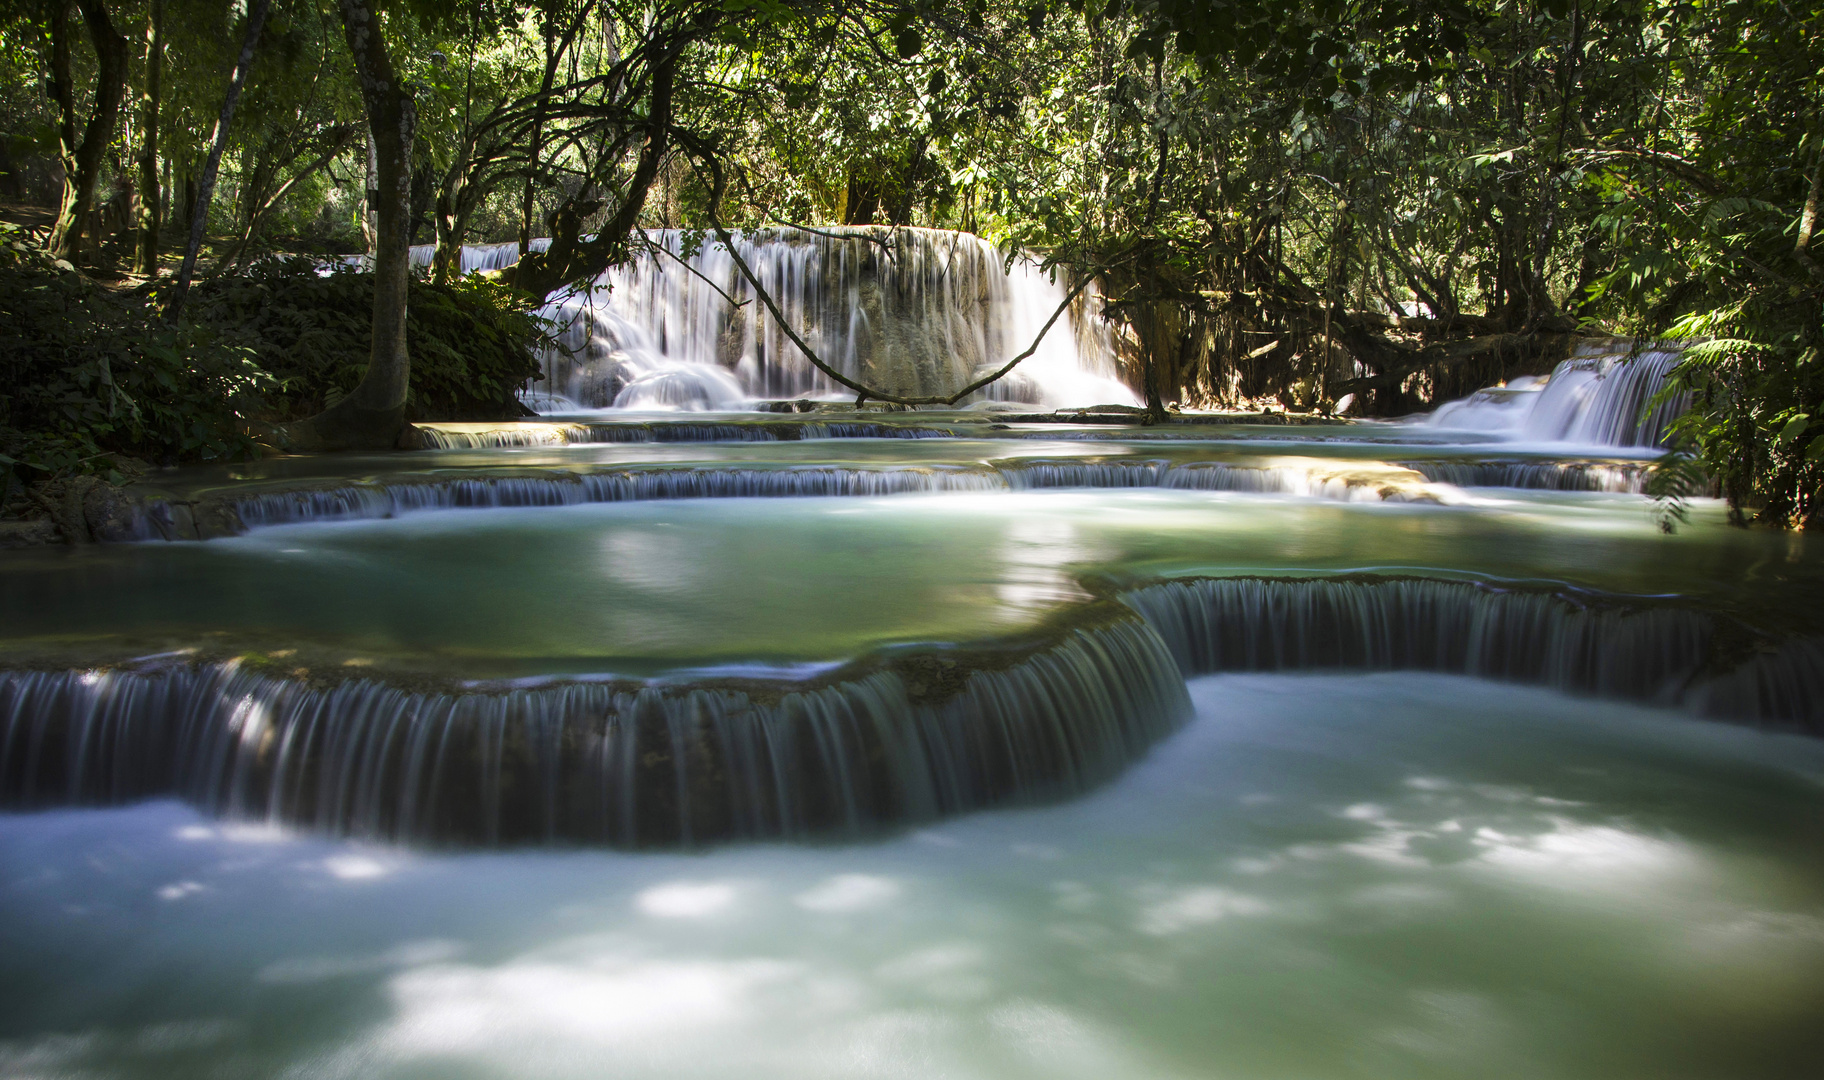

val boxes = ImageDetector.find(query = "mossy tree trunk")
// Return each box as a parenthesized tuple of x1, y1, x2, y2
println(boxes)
(47, 0, 129, 263)
(291, 0, 417, 450)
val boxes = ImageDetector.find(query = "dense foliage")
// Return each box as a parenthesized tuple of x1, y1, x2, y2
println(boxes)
(0, 223, 269, 492)
(0, 224, 546, 499)
(183, 258, 547, 422)
(0, 0, 1818, 521)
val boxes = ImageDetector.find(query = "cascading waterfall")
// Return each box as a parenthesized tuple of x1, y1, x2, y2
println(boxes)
(408, 238, 549, 274)
(1121, 576, 1823, 727)
(1425, 339, 1690, 447)
(413, 419, 958, 448)
(123, 459, 1461, 539)
(1003, 459, 1450, 501)
(0, 617, 1190, 846)
(412, 229, 1138, 411)
(1399, 460, 1652, 493)
(223, 468, 1005, 530)
(5, 573, 1820, 850)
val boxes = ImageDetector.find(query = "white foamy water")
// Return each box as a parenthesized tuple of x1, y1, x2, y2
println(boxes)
(1424, 340, 1689, 449)
(412, 230, 1138, 411)
(3, 674, 1821, 1079)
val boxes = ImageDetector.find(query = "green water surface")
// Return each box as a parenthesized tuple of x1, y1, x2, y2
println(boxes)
(0, 489, 1815, 677)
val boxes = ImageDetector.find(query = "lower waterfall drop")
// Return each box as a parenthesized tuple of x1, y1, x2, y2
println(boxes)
(1121, 576, 1823, 727)
(0, 617, 1191, 847)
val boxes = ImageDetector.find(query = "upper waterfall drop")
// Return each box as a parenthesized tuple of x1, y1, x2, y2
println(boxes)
(413, 228, 1140, 411)
(1422, 339, 1690, 448)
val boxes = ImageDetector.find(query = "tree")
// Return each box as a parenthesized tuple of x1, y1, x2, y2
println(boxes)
(286, 0, 420, 450)
(45, 0, 127, 262)
(163, 0, 276, 319)
(131, 0, 162, 275)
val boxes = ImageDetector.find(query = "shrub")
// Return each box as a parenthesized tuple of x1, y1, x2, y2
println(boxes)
(3, 229, 552, 505)
(0, 224, 271, 494)
(183, 257, 550, 423)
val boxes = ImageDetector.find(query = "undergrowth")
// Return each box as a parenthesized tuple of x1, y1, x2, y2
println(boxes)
(2, 227, 550, 504)
(182, 258, 549, 424)
(1, 223, 271, 494)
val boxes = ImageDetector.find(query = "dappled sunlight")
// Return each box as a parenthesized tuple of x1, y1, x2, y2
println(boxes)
(321, 854, 397, 882)
(636, 881, 743, 919)
(381, 948, 816, 1056)
(795, 874, 902, 913)
(995, 514, 1099, 613)
(1133, 886, 1270, 935)
(4, 676, 1823, 1078)
(1317, 777, 1700, 892)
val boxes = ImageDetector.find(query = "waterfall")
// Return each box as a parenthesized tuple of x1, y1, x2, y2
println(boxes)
(412, 229, 1138, 411)
(413, 418, 959, 448)
(0, 617, 1190, 847)
(1425, 340, 1691, 447)
(224, 468, 1004, 529)
(121, 460, 1470, 539)
(409, 239, 548, 274)
(1121, 576, 1823, 727)
(999, 459, 1452, 501)
(5, 574, 1818, 849)
(1399, 460, 1652, 493)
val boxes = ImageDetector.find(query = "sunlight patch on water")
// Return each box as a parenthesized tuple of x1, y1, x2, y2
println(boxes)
(795, 874, 901, 913)
(637, 881, 742, 919)
(4, 675, 1824, 1079)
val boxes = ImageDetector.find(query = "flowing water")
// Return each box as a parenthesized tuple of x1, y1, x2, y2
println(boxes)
(3, 675, 1822, 1079)
(3, 250, 1821, 1075)
(411, 230, 1136, 410)
(1423, 339, 1691, 448)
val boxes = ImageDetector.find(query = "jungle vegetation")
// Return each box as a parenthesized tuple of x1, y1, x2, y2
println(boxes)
(0, 0, 1819, 523)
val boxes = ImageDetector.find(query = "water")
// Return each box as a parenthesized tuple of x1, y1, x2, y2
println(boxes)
(414, 231, 1137, 411)
(112, 434, 1665, 540)
(1424, 339, 1689, 448)
(6, 486, 1820, 849)
(3, 674, 1821, 1079)
(4, 490, 1815, 674)
(0, 618, 1191, 846)
(2, 322, 1819, 1071)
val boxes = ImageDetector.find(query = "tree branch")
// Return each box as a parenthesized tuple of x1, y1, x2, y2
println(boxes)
(690, 149, 1113, 407)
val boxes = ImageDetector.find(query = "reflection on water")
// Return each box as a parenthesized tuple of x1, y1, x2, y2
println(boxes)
(0, 489, 1814, 675)
(3, 674, 1821, 1079)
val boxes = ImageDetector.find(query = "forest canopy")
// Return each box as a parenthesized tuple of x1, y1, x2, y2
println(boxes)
(0, 0, 1820, 523)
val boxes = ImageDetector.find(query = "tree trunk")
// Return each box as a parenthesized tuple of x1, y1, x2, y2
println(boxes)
(432, 150, 476, 285)
(162, 0, 272, 319)
(291, 0, 417, 450)
(132, 0, 163, 275)
(362, 130, 379, 253)
(220, 127, 358, 269)
(48, 0, 129, 263)
(843, 171, 880, 225)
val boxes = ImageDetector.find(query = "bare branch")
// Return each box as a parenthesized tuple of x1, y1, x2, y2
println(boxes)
(690, 149, 1116, 408)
